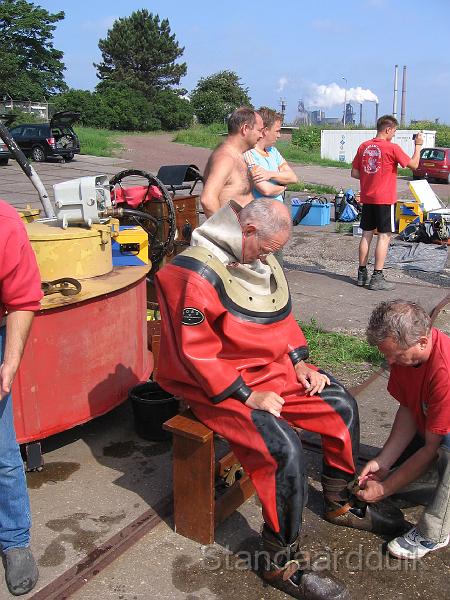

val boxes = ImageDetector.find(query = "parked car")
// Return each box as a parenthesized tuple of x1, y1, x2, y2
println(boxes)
(413, 147, 450, 184)
(0, 113, 15, 166)
(0, 139, 10, 166)
(9, 111, 81, 162)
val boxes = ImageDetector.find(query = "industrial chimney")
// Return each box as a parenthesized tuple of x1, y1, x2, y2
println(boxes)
(393, 65, 398, 119)
(359, 103, 363, 126)
(400, 65, 407, 125)
(375, 102, 379, 124)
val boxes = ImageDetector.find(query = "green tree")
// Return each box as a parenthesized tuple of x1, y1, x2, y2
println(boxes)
(95, 10, 186, 96)
(52, 89, 114, 129)
(53, 85, 162, 132)
(152, 90, 193, 130)
(190, 71, 252, 125)
(0, 0, 66, 99)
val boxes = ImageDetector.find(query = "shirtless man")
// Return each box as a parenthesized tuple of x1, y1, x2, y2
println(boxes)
(200, 107, 264, 217)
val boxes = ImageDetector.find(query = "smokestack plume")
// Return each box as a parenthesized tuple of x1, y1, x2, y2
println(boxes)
(306, 82, 378, 109)
(400, 65, 407, 125)
(393, 65, 398, 119)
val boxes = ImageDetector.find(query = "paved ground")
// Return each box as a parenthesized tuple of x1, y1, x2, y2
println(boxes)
(0, 154, 130, 211)
(0, 137, 448, 599)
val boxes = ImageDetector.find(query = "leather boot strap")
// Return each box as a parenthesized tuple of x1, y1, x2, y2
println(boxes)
(263, 559, 302, 582)
(325, 502, 353, 520)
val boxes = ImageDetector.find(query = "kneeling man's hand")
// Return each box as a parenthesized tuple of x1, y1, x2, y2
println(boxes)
(358, 459, 390, 484)
(245, 391, 285, 418)
(356, 479, 387, 503)
(356, 459, 390, 502)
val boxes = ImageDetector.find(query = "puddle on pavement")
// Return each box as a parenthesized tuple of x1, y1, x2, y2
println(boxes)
(39, 511, 126, 567)
(102, 439, 171, 459)
(26, 461, 80, 489)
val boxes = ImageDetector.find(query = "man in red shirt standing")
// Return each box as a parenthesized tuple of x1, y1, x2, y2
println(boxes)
(0, 200, 42, 595)
(351, 116, 423, 290)
(358, 300, 450, 560)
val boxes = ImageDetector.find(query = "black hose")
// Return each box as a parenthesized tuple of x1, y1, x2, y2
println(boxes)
(104, 207, 158, 229)
(119, 208, 159, 228)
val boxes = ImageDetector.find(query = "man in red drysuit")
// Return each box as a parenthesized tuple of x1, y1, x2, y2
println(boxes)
(155, 198, 403, 599)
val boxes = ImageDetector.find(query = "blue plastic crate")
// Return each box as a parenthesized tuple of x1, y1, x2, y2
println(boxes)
(291, 199, 331, 226)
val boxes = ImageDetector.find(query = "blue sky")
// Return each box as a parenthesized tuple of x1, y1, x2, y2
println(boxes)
(37, 0, 449, 124)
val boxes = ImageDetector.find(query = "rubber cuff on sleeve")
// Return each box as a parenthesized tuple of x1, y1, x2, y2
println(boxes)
(289, 345, 309, 365)
(210, 376, 253, 404)
(232, 384, 253, 403)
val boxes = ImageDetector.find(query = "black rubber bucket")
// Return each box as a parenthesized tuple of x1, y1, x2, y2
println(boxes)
(129, 382, 179, 441)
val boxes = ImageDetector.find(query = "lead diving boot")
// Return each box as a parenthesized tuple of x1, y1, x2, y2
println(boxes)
(322, 475, 406, 535)
(259, 527, 349, 600)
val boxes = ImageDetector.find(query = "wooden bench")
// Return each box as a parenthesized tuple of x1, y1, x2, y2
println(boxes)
(163, 410, 255, 544)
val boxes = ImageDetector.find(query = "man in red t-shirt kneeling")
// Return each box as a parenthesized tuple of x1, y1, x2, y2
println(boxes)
(351, 116, 423, 290)
(357, 300, 450, 559)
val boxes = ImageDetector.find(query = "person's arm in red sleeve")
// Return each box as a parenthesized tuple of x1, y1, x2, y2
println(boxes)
(0, 220, 42, 399)
(156, 270, 252, 403)
(1, 311, 34, 399)
(1, 222, 43, 313)
(179, 291, 287, 416)
(156, 269, 286, 417)
(423, 364, 450, 436)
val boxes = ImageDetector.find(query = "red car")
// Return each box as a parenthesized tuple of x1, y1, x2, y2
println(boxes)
(413, 147, 450, 184)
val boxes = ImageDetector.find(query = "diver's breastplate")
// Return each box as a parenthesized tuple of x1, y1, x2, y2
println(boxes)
(171, 246, 291, 323)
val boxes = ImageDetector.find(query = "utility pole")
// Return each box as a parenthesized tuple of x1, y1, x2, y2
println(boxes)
(342, 77, 347, 127)
(393, 64, 398, 119)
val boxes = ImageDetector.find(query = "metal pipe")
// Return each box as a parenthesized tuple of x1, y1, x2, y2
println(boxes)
(0, 122, 55, 218)
(393, 64, 398, 119)
(400, 65, 407, 125)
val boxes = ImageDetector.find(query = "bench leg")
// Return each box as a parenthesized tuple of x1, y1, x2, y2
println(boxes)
(172, 434, 215, 545)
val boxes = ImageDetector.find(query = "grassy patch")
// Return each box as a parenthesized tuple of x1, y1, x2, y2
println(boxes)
(173, 123, 225, 149)
(277, 141, 351, 169)
(77, 127, 123, 157)
(299, 318, 383, 372)
(335, 222, 354, 234)
(287, 182, 337, 195)
(173, 124, 352, 168)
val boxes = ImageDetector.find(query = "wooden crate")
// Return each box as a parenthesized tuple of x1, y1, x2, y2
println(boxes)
(147, 194, 199, 246)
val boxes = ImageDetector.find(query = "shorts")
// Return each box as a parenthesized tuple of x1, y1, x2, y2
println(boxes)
(360, 204, 395, 233)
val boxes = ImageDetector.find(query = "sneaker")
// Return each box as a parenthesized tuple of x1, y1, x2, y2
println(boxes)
(388, 526, 450, 559)
(4, 547, 39, 596)
(357, 268, 368, 287)
(368, 271, 395, 291)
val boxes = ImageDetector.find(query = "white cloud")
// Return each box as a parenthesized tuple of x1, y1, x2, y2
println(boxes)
(81, 16, 118, 33)
(277, 77, 288, 93)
